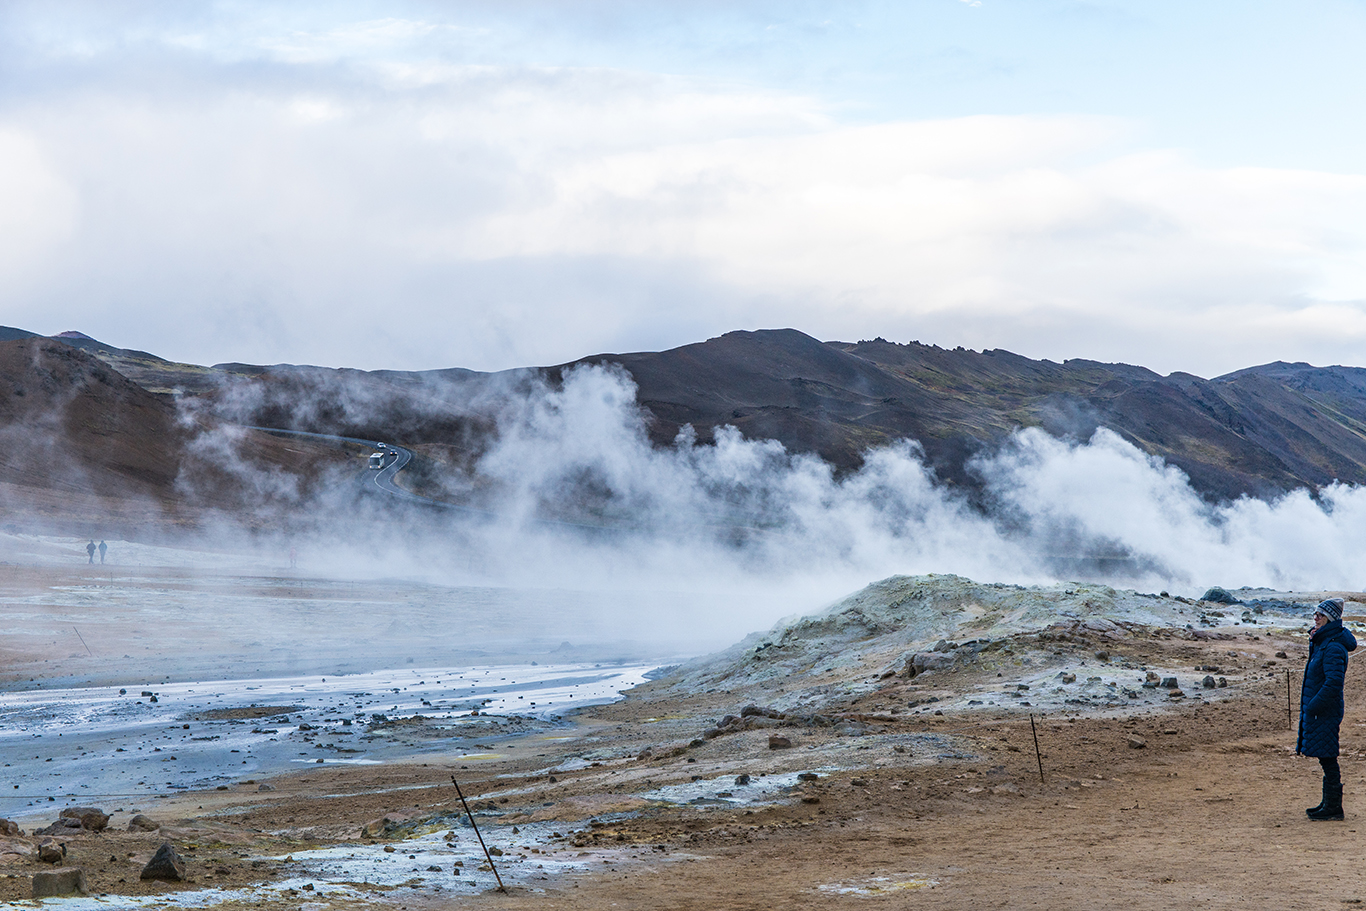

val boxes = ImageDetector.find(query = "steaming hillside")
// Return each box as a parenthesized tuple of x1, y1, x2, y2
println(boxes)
(0, 337, 355, 533)
(6, 324, 1366, 516)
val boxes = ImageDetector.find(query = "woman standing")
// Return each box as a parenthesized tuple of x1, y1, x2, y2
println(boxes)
(1298, 598, 1357, 821)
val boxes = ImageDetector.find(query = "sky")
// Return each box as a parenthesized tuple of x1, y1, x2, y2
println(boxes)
(1, 1, 1365, 376)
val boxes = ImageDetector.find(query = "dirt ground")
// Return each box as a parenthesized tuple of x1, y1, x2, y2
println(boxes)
(3, 561, 1365, 909)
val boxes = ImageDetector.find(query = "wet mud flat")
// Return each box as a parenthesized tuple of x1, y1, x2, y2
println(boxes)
(0, 663, 654, 828)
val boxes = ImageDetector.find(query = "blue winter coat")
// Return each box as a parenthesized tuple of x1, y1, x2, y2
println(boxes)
(1297, 619, 1357, 758)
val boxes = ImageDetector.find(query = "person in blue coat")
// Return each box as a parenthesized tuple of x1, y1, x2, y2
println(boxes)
(1297, 598, 1356, 820)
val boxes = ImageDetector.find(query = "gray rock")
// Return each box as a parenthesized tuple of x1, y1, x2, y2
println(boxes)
(37, 841, 66, 864)
(768, 734, 793, 750)
(1202, 675, 1217, 689)
(140, 842, 187, 882)
(734, 774, 751, 786)
(1201, 587, 1240, 605)
(127, 814, 160, 832)
(32, 867, 87, 898)
(1161, 677, 1179, 689)
(59, 807, 109, 831)
(1128, 736, 1147, 749)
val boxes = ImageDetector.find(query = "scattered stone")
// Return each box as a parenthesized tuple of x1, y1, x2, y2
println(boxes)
(1168, 690, 1185, 699)
(1161, 677, 1179, 689)
(257, 784, 275, 792)
(1202, 675, 1217, 689)
(0, 819, 18, 837)
(1276, 651, 1288, 659)
(740, 705, 784, 719)
(1060, 673, 1077, 684)
(140, 842, 187, 882)
(768, 735, 793, 750)
(59, 807, 109, 831)
(798, 772, 820, 782)
(1128, 736, 1147, 749)
(32, 867, 87, 898)
(1201, 587, 1240, 604)
(850, 778, 868, 787)
(1095, 651, 1110, 661)
(1218, 677, 1228, 688)
(127, 815, 160, 832)
(37, 842, 66, 864)
(801, 796, 821, 804)
(734, 774, 751, 786)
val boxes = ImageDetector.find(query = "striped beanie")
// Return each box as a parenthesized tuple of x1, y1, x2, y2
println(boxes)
(1315, 598, 1345, 622)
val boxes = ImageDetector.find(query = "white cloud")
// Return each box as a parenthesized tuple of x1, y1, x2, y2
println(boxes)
(2, 33, 1365, 374)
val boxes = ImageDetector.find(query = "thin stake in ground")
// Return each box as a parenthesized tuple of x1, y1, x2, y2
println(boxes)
(1287, 668, 1292, 730)
(1029, 714, 1046, 784)
(451, 775, 506, 893)
(72, 626, 92, 657)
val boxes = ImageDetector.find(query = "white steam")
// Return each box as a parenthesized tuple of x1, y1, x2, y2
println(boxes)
(453, 364, 1365, 596)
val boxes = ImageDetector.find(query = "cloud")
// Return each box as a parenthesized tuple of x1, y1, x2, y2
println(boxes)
(0, 6, 1364, 376)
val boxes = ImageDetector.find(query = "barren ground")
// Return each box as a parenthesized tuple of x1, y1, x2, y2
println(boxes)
(3, 548, 1365, 909)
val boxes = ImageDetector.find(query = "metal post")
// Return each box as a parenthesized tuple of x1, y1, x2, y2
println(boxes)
(1029, 714, 1045, 785)
(451, 775, 506, 893)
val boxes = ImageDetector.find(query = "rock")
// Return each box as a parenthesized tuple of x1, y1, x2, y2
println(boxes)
(37, 842, 66, 864)
(1160, 677, 1179, 689)
(1168, 690, 1185, 699)
(140, 842, 187, 882)
(59, 807, 109, 831)
(850, 778, 868, 787)
(127, 814, 160, 832)
(1218, 677, 1228, 688)
(1201, 587, 1240, 604)
(908, 652, 954, 677)
(1128, 736, 1147, 749)
(740, 705, 784, 719)
(734, 774, 751, 786)
(801, 796, 820, 804)
(797, 772, 820, 781)
(1094, 650, 1110, 661)
(257, 783, 275, 791)
(32, 867, 87, 898)
(1276, 651, 1288, 659)
(361, 813, 414, 839)
(0, 819, 19, 837)
(1060, 673, 1077, 684)
(768, 735, 793, 750)
(1202, 675, 1217, 689)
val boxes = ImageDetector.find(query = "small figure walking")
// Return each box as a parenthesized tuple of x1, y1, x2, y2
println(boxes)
(98, 540, 107, 564)
(86, 540, 96, 564)
(1298, 598, 1356, 820)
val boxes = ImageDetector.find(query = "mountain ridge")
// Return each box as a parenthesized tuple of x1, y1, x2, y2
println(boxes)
(4, 325, 1366, 507)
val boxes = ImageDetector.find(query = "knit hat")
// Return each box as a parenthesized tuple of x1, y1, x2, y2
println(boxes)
(1314, 598, 1345, 622)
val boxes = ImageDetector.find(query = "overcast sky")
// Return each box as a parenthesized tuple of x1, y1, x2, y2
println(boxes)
(1, 1, 1364, 376)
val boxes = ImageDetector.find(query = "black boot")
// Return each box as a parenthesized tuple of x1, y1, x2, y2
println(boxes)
(1308, 784, 1344, 821)
(1307, 782, 1327, 816)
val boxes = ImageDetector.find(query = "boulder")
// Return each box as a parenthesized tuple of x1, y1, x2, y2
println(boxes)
(0, 819, 19, 837)
(740, 705, 784, 719)
(127, 814, 160, 832)
(59, 807, 109, 831)
(0, 839, 34, 864)
(37, 841, 66, 864)
(140, 842, 187, 882)
(32, 867, 87, 898)
(1200, 587, 1240, 605)
(908, 652, 954, 677)
(767, 735, 793, 750)
(1128, 736, 1147, 749)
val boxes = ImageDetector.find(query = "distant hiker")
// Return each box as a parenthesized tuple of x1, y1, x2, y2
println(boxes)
(1297, 598, 1356, 820)
(98, 540, 107, 564)
(86, 540, 96, 564)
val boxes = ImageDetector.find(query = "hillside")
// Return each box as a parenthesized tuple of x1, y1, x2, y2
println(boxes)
(0, 338, 357, 534)
(7, 325, 1366, 506)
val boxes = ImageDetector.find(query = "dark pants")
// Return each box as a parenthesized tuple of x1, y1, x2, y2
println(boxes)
(1320, 756, 1341, 789)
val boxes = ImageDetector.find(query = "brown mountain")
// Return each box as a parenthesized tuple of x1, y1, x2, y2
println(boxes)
(8, 326, 1366, 507)
(0, 338, 355, 534)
